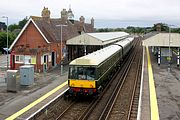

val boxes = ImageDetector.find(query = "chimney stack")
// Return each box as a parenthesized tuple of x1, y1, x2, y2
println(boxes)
(91, 17, 94, 27)
(41, 7, 51, 21)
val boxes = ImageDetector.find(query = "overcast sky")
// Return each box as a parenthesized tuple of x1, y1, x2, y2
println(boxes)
(0, 0, 180, 28)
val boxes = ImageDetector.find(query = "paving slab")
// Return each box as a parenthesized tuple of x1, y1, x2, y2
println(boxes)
(140, 47, 180, 120)
(0, 65, 68, 119)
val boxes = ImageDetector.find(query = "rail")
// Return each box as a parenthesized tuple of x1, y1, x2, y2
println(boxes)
(78, 38, 141, 120)
(102, 39, 141, 120)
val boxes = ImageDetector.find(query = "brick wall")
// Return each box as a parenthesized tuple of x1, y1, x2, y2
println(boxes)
(12, 22, 64, 72)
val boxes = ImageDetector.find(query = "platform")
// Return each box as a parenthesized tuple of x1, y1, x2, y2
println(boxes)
(138, 46, 180, 120)
(0, 66, 68, 120)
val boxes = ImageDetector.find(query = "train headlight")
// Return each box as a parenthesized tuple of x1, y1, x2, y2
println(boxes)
(90, 84, 93, 88)
(71, 83, 74, 87)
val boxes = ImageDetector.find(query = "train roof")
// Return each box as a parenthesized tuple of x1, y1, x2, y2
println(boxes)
(69, 37, 134, 66)
(70, 45, 120, 66)
(115, 37, 134, 47)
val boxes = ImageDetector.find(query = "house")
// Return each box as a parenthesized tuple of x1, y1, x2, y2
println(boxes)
(9, 7, 94, 72)
(0, 22, 6, 31)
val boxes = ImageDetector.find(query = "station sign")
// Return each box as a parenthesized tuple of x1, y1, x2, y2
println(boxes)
(161, 48, 172, 57)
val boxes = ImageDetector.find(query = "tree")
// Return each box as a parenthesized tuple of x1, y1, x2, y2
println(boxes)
(95, 23, 180, 34)
(152, 23, 169, 32)
(18, 17, 28, 29)
(114, 28, 124, 31)
(0, 32, 7, 49)
(0, 32, 16, 49)
(9, 24, 19, 32)
(4, 17, 28, 43)
(126, 26, 136, 33)
(8, 32, 16, 46)
(171, 28, 180, 33)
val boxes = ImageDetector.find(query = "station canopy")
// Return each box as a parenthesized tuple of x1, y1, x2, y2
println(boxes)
(143, 33, 180, 47)
(66, 32, 129, 46)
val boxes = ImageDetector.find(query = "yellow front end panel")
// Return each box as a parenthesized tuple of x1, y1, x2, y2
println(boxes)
(69, 79, 96, 88)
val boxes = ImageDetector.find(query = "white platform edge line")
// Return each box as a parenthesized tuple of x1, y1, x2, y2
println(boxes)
(26, 88, 69, 120)
(137, 46, 145, 120)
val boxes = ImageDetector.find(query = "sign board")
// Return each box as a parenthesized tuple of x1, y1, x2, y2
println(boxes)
(161, 48, 172, 57)
(31, 56, 36, 64)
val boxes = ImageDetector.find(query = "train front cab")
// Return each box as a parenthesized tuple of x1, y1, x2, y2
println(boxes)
(68, 65, 98, 96)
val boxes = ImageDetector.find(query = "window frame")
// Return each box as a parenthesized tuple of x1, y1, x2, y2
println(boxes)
(15, 55, 24, 63)
(69, 65, 96, 80)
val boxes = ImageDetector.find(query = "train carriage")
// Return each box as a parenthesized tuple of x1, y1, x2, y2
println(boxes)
(68, 37, 134, 96)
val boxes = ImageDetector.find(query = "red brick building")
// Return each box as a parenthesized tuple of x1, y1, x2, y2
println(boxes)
(9, 7, 94, 72)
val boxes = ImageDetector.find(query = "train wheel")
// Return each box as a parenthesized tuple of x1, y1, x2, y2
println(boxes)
(63, 91, 69, 100)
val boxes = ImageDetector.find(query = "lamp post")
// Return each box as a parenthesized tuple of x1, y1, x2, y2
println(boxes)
(167, 24, 175, 72)
(168, 26, 171, 72)
(2, 16, 8, 69)
(56, 24, 67, 75)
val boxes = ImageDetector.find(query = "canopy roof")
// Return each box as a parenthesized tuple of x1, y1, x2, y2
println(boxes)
(143, 33, 180, 47)
(66, 32, 129, 46)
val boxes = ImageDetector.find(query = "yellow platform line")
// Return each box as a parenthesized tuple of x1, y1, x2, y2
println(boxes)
(6, 81, 68, 120)
(146, 46, 159, 120)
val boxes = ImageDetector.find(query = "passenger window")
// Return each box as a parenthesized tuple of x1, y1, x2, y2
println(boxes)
(79, 75, 86, 79)
(87, 67, 95, 80)
(78, 68, 86, 79)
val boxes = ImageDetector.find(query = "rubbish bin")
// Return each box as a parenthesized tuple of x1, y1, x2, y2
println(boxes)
(20, 65, 34, 86)
(7, 70, 18, 92)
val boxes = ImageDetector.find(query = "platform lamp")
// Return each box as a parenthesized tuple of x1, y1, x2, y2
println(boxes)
(168, 24, 175, 72)
(56, 24, 67, 75)
(2, 16, 9, 69)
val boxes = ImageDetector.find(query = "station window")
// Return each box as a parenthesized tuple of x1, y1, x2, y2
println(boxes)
(15, 55, 24, 63)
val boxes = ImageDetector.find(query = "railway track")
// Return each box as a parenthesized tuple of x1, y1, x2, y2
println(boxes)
(31, 37, 142, 120)
(78, 38, 142, 120)
(55, 98, 95, 120)
(104, 40, 142, 120)
(128, 52, 142, 120)
(34, 97, 74, 119)
(128, 39, 142, 120)
(102, 43, 142, 120)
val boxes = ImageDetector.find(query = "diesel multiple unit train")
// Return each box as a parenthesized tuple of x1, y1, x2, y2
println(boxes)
(68, 37, 134, 96)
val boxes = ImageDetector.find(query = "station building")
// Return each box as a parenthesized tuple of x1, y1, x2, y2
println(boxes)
(0, 22, 6, 31)
(9, 7, 94, 72)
